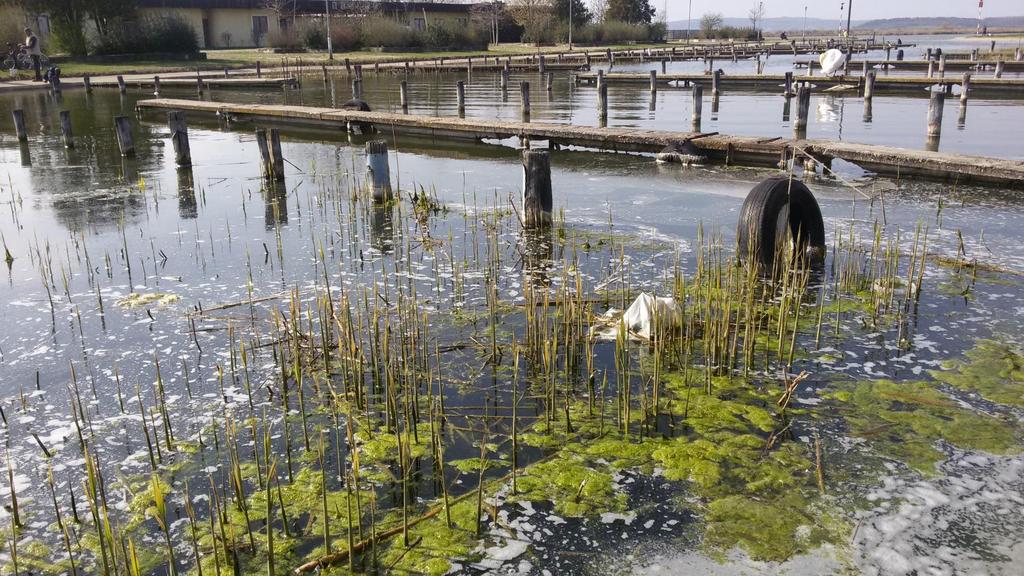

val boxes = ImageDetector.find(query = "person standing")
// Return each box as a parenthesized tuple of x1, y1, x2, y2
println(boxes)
(23, 28, 41, 82)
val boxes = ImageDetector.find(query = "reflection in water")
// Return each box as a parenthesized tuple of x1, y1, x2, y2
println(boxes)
(958, 102, 967, 128)
(926, 134, 941, 152)
(370, 205, 395, 254)
(120, 156, 137, 183)
(263, 179, 288, 229)
(711, 94, 720, 119)
(177, 167, 197, 219)
(783, 95, 792, 122)
(864, 99, 873, 123)
(18, 142, 30, 166)
(520, 227, 553, 288)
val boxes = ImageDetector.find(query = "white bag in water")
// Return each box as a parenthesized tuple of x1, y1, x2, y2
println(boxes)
(818, 49, 846, 76)
(620, 293, 682, 339)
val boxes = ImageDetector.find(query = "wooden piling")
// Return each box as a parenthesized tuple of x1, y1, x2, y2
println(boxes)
(117, 75, 127, 94)
(794, 85, 811, 134)
(500, 67, 509, 91)
(597, 81, 608, 121)
(1016, 47, 1022, 62)
(267, 128, 285, 181)
(691, 83, 703, 130)
(400, 80, 408, 112)
(255, 128, 272, 179)
(456, 80, 466, 113)
(59, 110, 73, 148)
(783, 71, 793, 96)
(521, 150, 552, 228)
(168, 111, 191, 167)
(366, 140, 392, 203)
(649, 70, 657, 92)
(864, 71, 876, 100)
(546, 72, 553, 91)
(520, 81, 530, 118)
(960, 72, 971, 104)
(927, 90, 945, 138)
(712, 69, 721, 95)
(256, 60, 262, 78)
(113, 116, 135, 157)
(12, 109, 26, 141)
(994, 60, 1004, 79)
(153, 76, 161, 95)
(322, 65, 329, 83)
(538, 55, 546, 74)
(224, 67, 230, 78)
(83, 74, 92, 93)
(927, 60, 934, 78)
(939, 54, 946, 78)
(352, 79, 362, 100)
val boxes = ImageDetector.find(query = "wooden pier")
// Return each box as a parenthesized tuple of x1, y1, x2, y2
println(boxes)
(575, 72, 1024, 95)
(91, 76, 299, 90)
(134, 98, 1024, 188)
(793, 58, 1024, 73)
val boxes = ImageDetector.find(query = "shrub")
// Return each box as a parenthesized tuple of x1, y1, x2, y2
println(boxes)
(576, 20, 651, 44)
(330, 19, 362, 51)
(267, 29, 304, 51)
(361, 16, 417, 48)
(423, 22, 486, 51)
(92, 15, 198, 55)
(705, 26, 758, 40)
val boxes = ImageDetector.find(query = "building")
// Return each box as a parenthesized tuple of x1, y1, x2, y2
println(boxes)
(137, 1, 478, 49)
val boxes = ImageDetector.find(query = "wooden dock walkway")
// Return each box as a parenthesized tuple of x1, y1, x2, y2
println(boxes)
(574, 72, 1024, 95)
(134, 98, 1024, 188)
(93, 76, 299, 89)
(793, 58, 1024, 73)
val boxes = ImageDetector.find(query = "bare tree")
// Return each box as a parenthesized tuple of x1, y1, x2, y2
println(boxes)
(700, 12, 723, 39)
(507, 0, 555, 44)
(471, 1, 505, 45)
(592, 0, 610, 22)
(748, 2, 765, 37)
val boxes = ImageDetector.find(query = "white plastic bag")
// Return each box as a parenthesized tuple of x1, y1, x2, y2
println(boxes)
(620, 293, 682, 340)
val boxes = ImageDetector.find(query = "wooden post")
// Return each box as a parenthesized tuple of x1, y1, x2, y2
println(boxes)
(606, 48, 613, 69)
(538, 54, 546, 74)
(344, 58, 351, 76)
(117, 75, 126, 94)
(938, 54, 946, 78)
(404, 61, 410, 76)
(268, 128, 285, 181)
(400, 80, 408, 113)
(256, 60, 262, 78)
(500, 67, 509, 91)
(59, 110, 73, 148)
(168, 111, 191, 167)
(861, 61, 868, 76)
(546, 72, 553, 91)
(322, 65, 329, 83)
(366, 140, 392, 203)
(352, 79, 362, 100)
(12, 109, 26, 141)
(83, 74, 92, 93)
(994, 60, 1004, 78)
(1016, 47, 1022, 62)
(794, 85, 811, 134)
(691, 83, 703, 131)
(113, 116, 135, 157)
(960, 72, 971, 104)
(255, 129, 272, 179)
(649, 70, 657, 92)
(520, 81, 530, 118)
(927, 90, 945, 138)
(661, 60, 666, 74)
(224, 67, 230, 78)
(521, 150, 552, 228)
(585, 53, 591, 68)
(597, 81, 608, 121)
(711, 69, 721, 96)
(783, 71, 793, 96)
(153, 75, 160, 95)
(456, 80, 465, 114)
(927, 60, 934, 78)
(863, 71, 876, 100)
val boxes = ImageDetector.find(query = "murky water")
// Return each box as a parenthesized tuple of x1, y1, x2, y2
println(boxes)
(0, 35, 1023, 576)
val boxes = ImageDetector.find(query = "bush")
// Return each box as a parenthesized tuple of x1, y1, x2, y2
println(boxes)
(92, 15, 198, 55)
(331, 19, 362, 51)
(267, 29, 304, 51)
(704, 26, 758, 40)
(423, 22, 486, 50)
(361, 16, 418, 48)
(576, 20, 651, 44)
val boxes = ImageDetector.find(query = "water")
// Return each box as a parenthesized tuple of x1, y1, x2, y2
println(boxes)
(0, 44, 1023, 576)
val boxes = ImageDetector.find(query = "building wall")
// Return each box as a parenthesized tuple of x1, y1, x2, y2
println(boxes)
(140, 7, 285, 49)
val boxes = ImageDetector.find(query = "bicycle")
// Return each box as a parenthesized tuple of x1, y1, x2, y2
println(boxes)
(3, 43, 49, 73)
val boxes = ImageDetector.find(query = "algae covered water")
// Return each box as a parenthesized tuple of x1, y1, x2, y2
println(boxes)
(0, 67, 1022, 576)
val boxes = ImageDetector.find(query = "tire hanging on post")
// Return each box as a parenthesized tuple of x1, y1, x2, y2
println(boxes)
(737, 177, 826, 269)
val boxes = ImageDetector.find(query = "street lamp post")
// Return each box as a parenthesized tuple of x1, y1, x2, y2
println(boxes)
(803, 6, 807, 41)
(325, 0, 333, 60)
(569, 0, 573, 50)
(687, 0, 692, 41)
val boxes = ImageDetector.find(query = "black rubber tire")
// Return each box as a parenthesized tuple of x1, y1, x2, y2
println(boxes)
(341, 99, 371, 112)
(737, 177, 826, 268)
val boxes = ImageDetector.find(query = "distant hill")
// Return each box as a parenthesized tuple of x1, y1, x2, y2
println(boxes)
(667, 15, 1024, 33)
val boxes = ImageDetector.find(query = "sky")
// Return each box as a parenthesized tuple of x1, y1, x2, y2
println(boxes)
(657, 0, 1021, 22)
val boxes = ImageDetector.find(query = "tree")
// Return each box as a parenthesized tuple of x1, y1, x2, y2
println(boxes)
(553, 0, 592, 27)
(6, 0, 88, 55)
(82, 0, 137, 37)
(605, 0, 655, 25)
(506, 0, 555, 44)
(700, 12, 723, 39)
(748, 2, 765, 38)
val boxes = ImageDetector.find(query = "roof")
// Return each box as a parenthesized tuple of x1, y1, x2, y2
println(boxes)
(137, 1, 479, 13)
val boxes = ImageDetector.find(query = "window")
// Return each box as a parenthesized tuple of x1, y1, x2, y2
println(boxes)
(279, 18, 290, 31)
(252, 15, 269, 38)
(413, 18, 425, 31)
